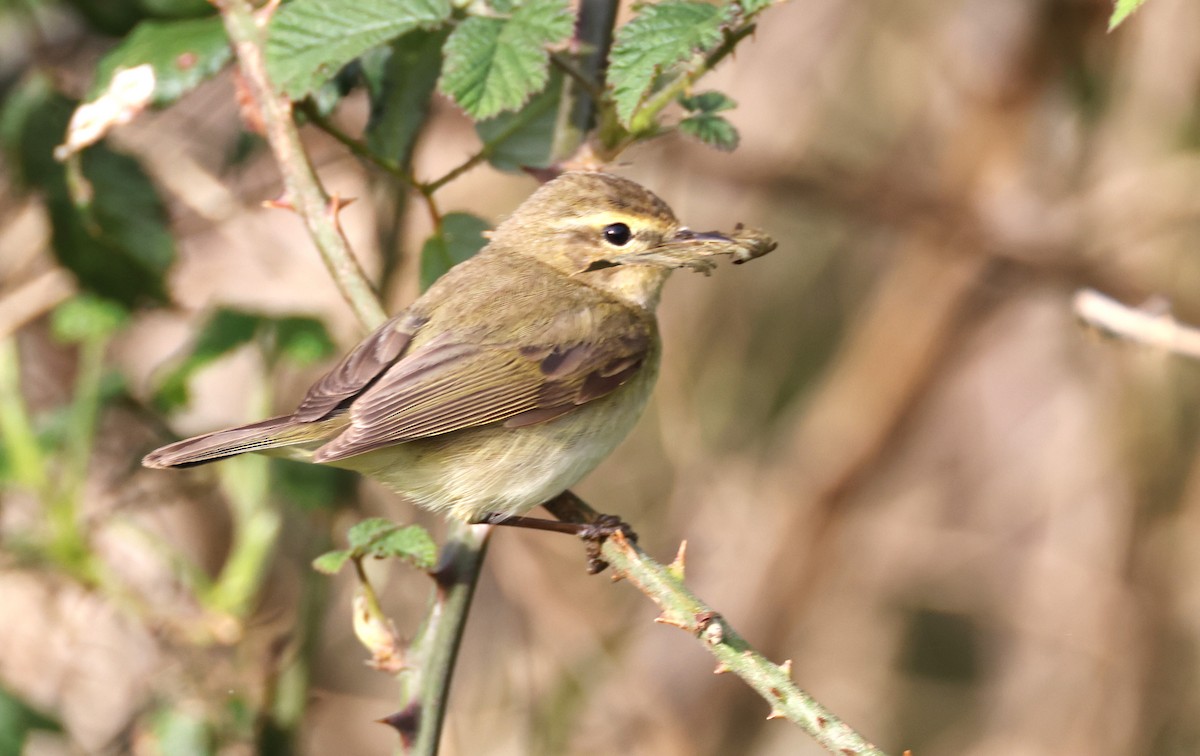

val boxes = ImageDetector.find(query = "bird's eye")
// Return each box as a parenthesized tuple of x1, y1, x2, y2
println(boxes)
(602, 222, 632, 246)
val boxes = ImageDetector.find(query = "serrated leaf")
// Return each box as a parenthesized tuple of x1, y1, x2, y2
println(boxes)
(346, 517, 398, 549)
(312, 549, 352, 574)
(476, 67, 563, 171)
(343, 518, 437, 568)
(365, 28, 448, 165)
(51, 295, 130, 343)
(420, 213, 490, 291)
(608, 0, 728, 128)
(367, 525, 436, 569)
(89, 17, 231, 106)
(266, 0, 452, 100)
(1109, 0, 1149, 30)
(678, 90, 735, 114)
(679, 112, 739, 151)
(438, 0, 574, 119)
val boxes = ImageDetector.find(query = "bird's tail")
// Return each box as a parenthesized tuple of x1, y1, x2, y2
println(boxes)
(142, 414, 343, 469)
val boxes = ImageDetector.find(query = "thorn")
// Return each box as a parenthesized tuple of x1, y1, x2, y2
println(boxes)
(255, 0, 282, 27)
(328, 192, 357, 214)
(667, 540, 688, 580)
(766, 708, 785, 721)
(713, 662, 730, 675)
(609, 571, 624, 583)
(653, 614, 689, 630)
(377, 703, 420, 749)
(262, 196, 294, 211)
(779, 659, 793, 678)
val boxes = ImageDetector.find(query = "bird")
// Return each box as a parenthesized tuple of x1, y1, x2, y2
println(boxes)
(143, 171, 774, 527)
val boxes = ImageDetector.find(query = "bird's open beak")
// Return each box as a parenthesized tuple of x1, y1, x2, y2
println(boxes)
(584, 225, 777, 275)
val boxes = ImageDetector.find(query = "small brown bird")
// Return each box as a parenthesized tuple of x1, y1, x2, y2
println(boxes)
(144, 171, 774, 524)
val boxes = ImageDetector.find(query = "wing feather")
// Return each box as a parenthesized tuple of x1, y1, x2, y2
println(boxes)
(311, 305, 653, 462)
(292, 312, 424, 422)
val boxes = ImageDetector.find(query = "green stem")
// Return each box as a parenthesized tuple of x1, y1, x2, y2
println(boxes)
(59, 336, 106, 502)
(395, 523, 491, 756)
(299, 101, 419, 189)
(43, 333, 110, 578)
(0, 338, 48, 494)
(546, 493, 886, 756)
(422, 94, 561, 194)
(627, 22, 758, 136)
(205, 380, 278, 618)
(215, 0, 386, 331)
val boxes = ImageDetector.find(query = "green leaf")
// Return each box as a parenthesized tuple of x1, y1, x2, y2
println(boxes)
(148, 707, 213, 756)
(678, 112, 739, 151)
(438, 0, 574, 119)
(269, 316, 335, 367)
(89, 17, 231, 106)
(476, 67, 564, 172)
(1109, 0, 1149, 30)
(1, 78, 175, 307)
(678, 90, 735, 114)
(368, 524, 436, 568)
(365, 28, 448, 165)
(153, 309, 263, 411)
(60, 148, 176, 306)
(419, 213, 490, 291)
(51, 295, 130, 343)
(266, 0, 452, 100)
(312, 549, 352, 574)
(344, 517, 437, 568)
(608, 0, 728, 128)
(346, 517, 399, 549)
(0, 686, 61, 756)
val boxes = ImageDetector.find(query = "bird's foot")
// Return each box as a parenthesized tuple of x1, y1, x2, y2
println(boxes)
(578, 514, 638, 575)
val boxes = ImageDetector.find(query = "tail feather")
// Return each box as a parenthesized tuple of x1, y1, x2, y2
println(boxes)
(142, 414, 344, 469)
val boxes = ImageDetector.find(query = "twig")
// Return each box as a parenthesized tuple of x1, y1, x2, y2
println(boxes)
(214, 0, 385, 330)
(298, 101, 419, 189)
(1073, 288, 1200, 359)
(544, 493, 886, 755)
(391, 524, 492, 755)
(628, 21, 758, 136)
(210, 6, 493, 754)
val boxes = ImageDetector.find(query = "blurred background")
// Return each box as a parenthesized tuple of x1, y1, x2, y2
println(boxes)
(3, 0, 1200, 753)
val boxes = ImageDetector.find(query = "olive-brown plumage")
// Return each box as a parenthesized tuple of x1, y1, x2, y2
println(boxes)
(143, 171, 774, 521)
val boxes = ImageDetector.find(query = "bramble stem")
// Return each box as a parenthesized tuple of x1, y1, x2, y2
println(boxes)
(215, 0, 386, 330)
(545, 493, 886, 756)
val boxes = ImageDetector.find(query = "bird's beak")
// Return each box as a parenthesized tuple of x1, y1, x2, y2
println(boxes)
(583, 228, 733, 274)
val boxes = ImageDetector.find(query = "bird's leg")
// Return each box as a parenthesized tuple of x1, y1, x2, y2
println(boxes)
(474, 490, 637, 574)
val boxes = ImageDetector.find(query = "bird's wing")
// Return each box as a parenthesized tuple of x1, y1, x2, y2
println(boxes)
(292, 312, 424, 422)
(310, 305, 652, 462)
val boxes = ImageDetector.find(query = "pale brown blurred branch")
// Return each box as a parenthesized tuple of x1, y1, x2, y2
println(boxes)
(1073, 288, 1200, 359)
